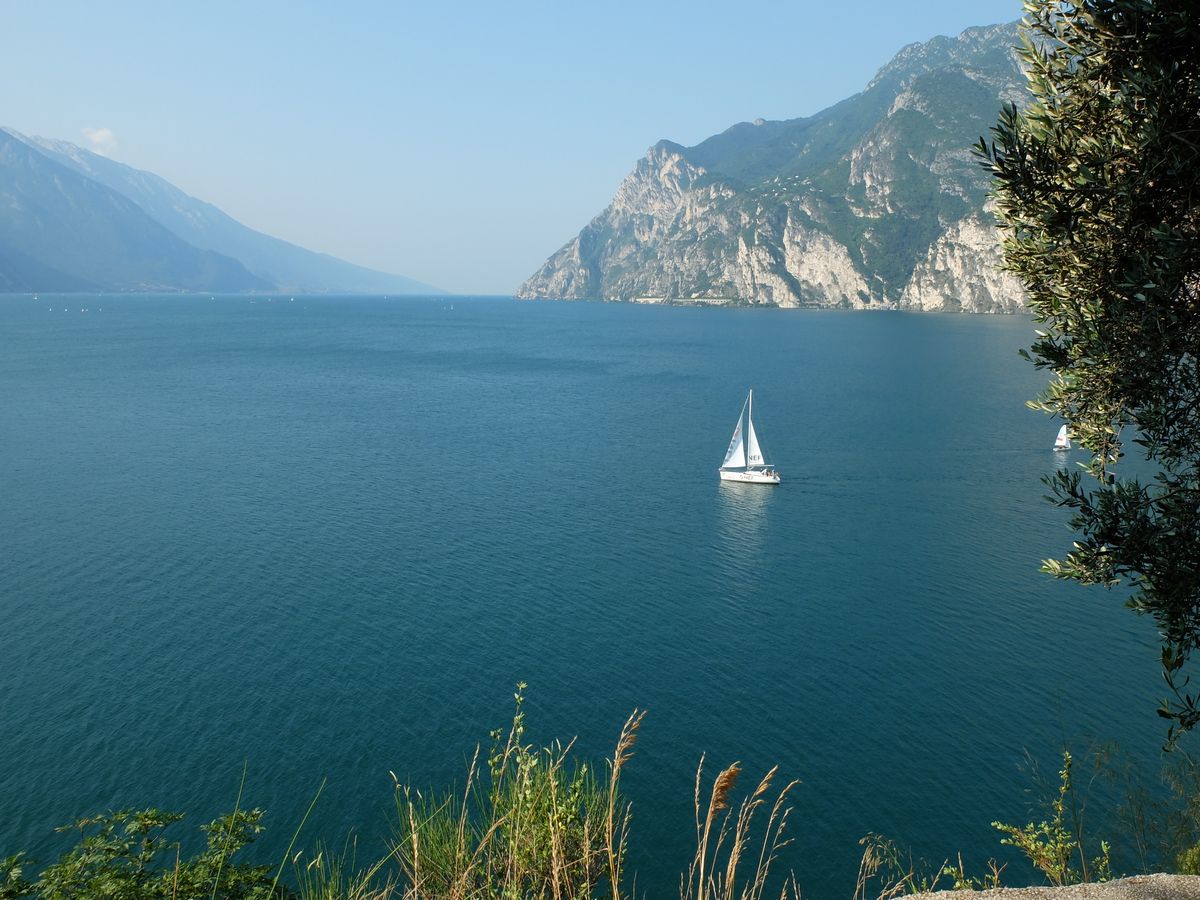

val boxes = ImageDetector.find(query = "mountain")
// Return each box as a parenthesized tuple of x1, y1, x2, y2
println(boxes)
(0, 129, 269, 292)
(518, 22, 1027, 312)
(0, 128, 438, 294)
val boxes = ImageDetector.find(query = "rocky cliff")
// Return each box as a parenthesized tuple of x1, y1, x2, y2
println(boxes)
(518, 22, 1028, 312)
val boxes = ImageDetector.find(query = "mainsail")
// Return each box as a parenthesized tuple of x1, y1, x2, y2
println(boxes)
(723, 418, 746, 468)
(1054, 424, 1071, 450)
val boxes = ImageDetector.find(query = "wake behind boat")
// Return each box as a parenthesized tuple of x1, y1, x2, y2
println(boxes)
(719, 390, 781, 484)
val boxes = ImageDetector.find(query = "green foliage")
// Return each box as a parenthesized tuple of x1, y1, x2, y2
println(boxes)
(939, 855, 1005, 893)
(977, 0, 1200, 741)
(1, 854, 33, 900)
(0, 689, 808, 900)
(993, 751, 1111, 886)
(852, 835, 1004, 898)
(392, 684, 638, 900)
(391, 686, 800, 900)
(1, 808, 285, 900)
(1178, 844, 1200, 876)
(291, 839, 395, 900)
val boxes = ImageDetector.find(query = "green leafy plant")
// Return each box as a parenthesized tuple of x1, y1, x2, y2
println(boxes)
(940, 854, 1005, 892)
(852, 834, 1004, 895)
(993, 750, 1111, 886)
(1, 854, 33, 900)
(1, 807, 284, 900)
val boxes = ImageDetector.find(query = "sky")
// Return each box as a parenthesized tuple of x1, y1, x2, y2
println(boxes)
(4, 1, 1023, 294)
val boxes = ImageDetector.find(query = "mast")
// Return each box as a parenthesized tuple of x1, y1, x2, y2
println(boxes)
(746, 389, 764, 469)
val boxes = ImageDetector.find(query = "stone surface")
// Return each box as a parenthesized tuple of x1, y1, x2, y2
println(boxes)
(914, 875, 1200, 900)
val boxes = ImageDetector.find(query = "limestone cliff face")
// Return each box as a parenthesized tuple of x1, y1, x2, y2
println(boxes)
(518, 22, 1029, 313)
(520, 143, 709, 301)
(899, 212, 1025, 312)
(520, 147, 877, 307)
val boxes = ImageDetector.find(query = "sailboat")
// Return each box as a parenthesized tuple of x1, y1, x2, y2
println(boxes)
(719, 390, 781, 484)
(1054, 424, 1072, 451)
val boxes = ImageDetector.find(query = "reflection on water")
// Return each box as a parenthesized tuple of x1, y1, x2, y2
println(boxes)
(716, 481, 775, 556)
(1052, 449, 1071, 474)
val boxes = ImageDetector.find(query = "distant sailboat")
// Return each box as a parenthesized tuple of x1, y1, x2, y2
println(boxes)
(719, 390, 781, 484)
(1054, 424, 1071, 451)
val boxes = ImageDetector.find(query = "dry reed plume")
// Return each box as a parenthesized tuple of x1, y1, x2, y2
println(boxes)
(683, 757, 801, 900)
(288, 690, 802, 900)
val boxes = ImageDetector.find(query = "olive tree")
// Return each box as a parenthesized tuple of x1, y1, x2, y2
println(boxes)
(978, 0, 1200, 741)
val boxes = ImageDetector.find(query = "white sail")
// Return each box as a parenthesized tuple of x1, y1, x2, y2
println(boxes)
(1054, 424, 1071, 450)
(746, 417, 764, 466)
(718, 389, 779, 483)
(722, 418, 746, 468)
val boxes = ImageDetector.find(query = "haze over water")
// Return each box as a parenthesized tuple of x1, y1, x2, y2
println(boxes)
(0, 295, 1163, 897)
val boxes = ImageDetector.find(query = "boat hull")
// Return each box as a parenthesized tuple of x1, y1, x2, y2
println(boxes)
(719, 468, 781, 484)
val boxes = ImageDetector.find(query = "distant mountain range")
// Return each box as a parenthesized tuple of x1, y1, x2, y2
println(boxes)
(0, 128, 438, 294)
(518, 22, 1027, 312)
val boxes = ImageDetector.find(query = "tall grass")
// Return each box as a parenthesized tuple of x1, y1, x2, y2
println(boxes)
(0, 690, 803, 900)
(292, 838, 397, 900)
(12, 707, 1200, 899)
(355, 686, 799, 900)
(682, 758, 800, 900)
(388, 685, 641, 900)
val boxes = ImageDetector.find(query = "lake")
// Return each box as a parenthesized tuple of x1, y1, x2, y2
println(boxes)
(0, 294, 1166, 897)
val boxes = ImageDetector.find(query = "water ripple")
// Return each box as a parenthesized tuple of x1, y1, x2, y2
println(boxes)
(0, 296, 1162, 898)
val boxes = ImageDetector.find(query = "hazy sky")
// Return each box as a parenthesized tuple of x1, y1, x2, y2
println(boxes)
(5, 1, 1022, 294)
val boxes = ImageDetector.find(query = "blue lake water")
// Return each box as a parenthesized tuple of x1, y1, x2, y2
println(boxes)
(0, 294, 1167, 897)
